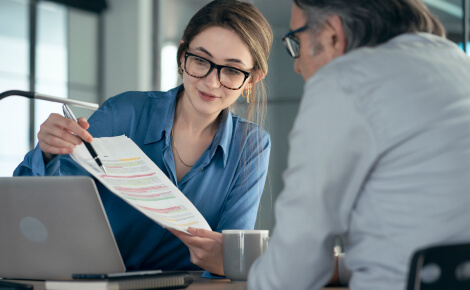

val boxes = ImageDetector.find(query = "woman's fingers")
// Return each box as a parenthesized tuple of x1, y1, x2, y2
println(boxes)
(168, 227, 225, 275)
(38, 137, 75, 155)
(77, 117, 91, 131)
(37, 113, 93, 155)
(170, 228, 223, 251)
(188, 227, 223, 243)
(57, 115, 92, 142)
(170, 228, 214, 249)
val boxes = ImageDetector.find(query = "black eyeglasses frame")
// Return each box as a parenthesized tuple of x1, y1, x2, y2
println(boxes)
(184, 51, 252, 90)
(282, 25, 308, 58)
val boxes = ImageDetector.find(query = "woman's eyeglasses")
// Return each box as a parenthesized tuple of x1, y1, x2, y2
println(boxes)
(184, 52, 251, 90)
(282, 25, 308, 58)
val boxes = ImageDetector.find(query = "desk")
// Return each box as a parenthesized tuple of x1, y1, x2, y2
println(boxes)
(187, 272, 347, 289)
(6, 271, 348, 289)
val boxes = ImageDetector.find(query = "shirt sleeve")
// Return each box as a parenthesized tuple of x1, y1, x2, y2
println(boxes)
(13, 145, 61, 176)
(216, 129, 271, 231)
(13, 97, 117, 177)
(247, 72, 377, 290)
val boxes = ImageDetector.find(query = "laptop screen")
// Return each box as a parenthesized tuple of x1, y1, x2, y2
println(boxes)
(0, 176, 125, 280)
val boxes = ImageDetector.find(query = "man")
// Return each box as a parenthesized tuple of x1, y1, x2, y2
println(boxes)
(248, 1, 470, 289)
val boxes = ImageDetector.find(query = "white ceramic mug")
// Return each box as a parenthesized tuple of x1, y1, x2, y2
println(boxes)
(222, 229, 269, 282)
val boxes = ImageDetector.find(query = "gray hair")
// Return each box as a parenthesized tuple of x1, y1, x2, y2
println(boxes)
(293, 0, 445, 53)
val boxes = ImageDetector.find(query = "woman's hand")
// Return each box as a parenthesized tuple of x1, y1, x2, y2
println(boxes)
(169, 227, 224, 276)
(37, 113, 93, 163)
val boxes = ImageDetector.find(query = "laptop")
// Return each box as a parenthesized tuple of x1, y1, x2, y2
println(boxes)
(0, 176, 126, 280)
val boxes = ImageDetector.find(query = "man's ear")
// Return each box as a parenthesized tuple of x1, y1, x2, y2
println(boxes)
(325, 15, 346, 56)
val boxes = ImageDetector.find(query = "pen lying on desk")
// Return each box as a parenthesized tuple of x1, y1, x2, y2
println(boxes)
(62, 104, 107, 175)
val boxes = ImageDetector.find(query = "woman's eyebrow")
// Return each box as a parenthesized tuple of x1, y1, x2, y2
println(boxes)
(193, 46, 213, 57)
(193, 46, 247, 66)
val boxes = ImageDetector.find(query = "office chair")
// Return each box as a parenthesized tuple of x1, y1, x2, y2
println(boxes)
(406, 242, 470, 290)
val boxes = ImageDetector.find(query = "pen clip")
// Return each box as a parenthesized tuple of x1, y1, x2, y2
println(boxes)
(62, 104, 78, 122)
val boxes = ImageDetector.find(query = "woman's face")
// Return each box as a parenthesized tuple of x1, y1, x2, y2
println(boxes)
(180, 26, 255, 118)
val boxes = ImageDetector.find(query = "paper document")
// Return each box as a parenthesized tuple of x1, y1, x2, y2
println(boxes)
(70, 135, 211, 233)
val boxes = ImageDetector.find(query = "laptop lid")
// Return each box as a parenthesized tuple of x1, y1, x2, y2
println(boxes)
(0, 176, 125, 280)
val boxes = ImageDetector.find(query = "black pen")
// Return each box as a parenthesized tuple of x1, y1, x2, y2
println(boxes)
(62, 104, 107, 174)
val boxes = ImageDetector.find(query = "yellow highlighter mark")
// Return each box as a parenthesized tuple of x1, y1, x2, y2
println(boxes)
(120, 157, 141, 162)
(160, 217, 177, 222)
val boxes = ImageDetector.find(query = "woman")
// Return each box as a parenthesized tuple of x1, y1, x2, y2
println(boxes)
(14, 0, 273, 277)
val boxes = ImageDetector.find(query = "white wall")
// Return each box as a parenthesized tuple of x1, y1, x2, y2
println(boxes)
(255, 26, 304, 230)
(68, 8, 99, 119)
(103, 0, 153, 99)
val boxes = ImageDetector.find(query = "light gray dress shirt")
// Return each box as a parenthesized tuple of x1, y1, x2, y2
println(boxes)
(248, 33, 470, 290)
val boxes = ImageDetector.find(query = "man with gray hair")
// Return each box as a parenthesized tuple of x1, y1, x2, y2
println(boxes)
(248, 0, 470, 289)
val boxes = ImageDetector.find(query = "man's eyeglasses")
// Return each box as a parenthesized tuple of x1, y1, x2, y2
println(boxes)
(184, 52, 251, 90)
(282, 25, 308, 58)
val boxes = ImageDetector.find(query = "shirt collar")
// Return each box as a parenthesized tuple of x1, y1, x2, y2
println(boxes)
(143, 85, 180, 145)
(209, 109, 232, 168)
(143, 85, 232, 167)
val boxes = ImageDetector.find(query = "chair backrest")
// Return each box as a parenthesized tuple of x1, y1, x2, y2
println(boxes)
(406, 242, 470, 290)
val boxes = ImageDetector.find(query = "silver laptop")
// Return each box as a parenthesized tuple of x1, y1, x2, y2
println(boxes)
(0, 176, 125, 280)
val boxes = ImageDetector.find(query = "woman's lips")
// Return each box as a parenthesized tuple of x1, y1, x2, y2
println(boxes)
(199, 90, 218, 101)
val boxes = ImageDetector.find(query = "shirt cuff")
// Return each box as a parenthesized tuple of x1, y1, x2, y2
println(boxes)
(201, 271, 226, 279)
(30, 145, 61, 176)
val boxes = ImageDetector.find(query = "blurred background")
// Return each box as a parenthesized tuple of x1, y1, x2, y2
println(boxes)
(1, 0, 469, 232)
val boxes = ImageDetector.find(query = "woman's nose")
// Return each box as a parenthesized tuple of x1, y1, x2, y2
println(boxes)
(203, 68, 221, 89)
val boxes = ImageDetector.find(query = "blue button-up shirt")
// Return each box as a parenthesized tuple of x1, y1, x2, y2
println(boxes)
(14, 85, 271, 271)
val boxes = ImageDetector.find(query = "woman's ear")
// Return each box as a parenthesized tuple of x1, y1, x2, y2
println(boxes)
(179, 39, 186, 69)
(179, 55, 185, 71)
(178, 57, 184, 75)
(249, 71, 265, 85)
(178, 40, 185, 74)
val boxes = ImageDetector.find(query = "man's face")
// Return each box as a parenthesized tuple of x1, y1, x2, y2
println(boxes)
(290, 4, 342, 81)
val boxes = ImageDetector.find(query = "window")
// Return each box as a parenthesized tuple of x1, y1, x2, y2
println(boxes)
(35, 1, 68, 140)
(0, 0, 100, 176)
(0, 0, 29, 176)
(160, 43, 178, 91)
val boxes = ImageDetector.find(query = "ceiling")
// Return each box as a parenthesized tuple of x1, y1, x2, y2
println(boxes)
(253, 0, 467, 35)
(161, 0, 468, 43)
